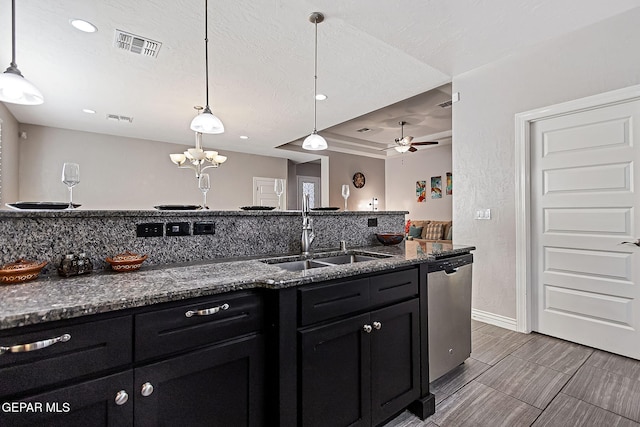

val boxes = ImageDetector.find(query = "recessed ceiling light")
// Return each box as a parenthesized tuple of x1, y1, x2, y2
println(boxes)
(315, 94, 327, 101)
(82, 108, 96, 114)
(240, 135, 249, 140)
(70, 19, 97, 33)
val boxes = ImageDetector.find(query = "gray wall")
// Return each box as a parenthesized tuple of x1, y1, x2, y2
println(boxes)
(328, 151, 385, 211)
(453, 8, 640, 320)
(15, 125, 287, 210)
(0, 103, 19, 205)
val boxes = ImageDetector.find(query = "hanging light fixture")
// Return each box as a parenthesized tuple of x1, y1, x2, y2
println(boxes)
(171, 106, 228, 178)
(0, 0, 43, 105)
(302, 12, 327, 151)
(190, 0, 224, 134)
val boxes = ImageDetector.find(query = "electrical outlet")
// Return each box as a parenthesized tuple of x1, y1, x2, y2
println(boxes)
(136, 223, 163, 237)
(368, 218, 378, 227)
(166, 222, 190, 236)
(193, 222, 215, 235)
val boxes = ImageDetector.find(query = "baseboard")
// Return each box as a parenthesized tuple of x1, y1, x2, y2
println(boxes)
(472, 308, 517, 331)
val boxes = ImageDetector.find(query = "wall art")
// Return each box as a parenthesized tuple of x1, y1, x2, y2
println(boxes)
(416, 180, 426, 202)
(431, 176, 442, 199)
(446, 172, 452, 195)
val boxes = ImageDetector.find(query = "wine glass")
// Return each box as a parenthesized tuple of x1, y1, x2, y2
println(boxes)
(61, 163, 80, 209)
(199, 173, 210, 209)
(341, 184, 350, 211)
(274, 179, 285, 210)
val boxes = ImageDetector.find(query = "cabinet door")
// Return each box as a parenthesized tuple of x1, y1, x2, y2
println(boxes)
(299, 313, 371, 427)
(134, 334, 263, 427)
(0, 371, 133, 427)
(370, 299, 421, 425)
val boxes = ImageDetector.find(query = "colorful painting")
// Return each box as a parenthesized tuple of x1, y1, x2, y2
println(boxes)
(446, 172, 452, 195)
(416, 181, 426, 202)
(431, 176, 442, 199)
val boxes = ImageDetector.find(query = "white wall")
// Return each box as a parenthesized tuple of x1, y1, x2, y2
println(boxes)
(327, 151, 385, 211)
(385, 144, 452, 220)
(453, 8, 640, 320)
(17, 125, 287, 210)
(0, 103, 19, 205)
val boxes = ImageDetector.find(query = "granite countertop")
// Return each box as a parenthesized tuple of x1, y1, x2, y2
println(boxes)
(0, 242, 475, 330)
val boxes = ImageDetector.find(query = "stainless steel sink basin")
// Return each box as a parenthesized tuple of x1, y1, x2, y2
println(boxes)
(263, 252, 392, 271)
(313, 254, 384, 264)
(269, 259, 329, 271)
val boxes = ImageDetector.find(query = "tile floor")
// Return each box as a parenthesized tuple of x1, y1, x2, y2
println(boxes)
(385, 320, 640, 427)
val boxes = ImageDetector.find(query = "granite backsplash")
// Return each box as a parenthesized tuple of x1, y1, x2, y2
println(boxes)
(0, 210, 406, 275)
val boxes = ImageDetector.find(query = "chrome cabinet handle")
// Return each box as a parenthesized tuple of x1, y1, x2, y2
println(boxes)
(373, 321, 382, 330)
(185, 303, 229, 318)
(141, 382, 154, 397)
(620, 239, 640, 247)
(114, 390, 129, 406)
(0, 333, 71, 355)
(363, 324, 372, 333)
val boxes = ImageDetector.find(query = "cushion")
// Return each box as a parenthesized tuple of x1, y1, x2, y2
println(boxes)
(408, 225, 423, 238)
(445, 225, 453, 240)
(423, 223, 444, 240)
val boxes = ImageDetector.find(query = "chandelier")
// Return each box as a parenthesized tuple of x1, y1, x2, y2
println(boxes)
(170, 120, 227, 178)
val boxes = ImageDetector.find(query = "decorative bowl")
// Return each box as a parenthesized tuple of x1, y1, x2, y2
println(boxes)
(106, 251, 148, 272)
(0, 259, 48, 284)
(375, 233, 405, 246)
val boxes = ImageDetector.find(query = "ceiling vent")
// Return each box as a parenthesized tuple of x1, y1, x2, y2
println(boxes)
(114, 29, 162, 58)
(356, 127, 371, 133)
(106, 114, 134, 123)
(438, 100, 453, 109)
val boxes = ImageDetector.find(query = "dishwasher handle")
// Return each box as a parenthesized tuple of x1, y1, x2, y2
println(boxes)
(443, 268, 458, 276)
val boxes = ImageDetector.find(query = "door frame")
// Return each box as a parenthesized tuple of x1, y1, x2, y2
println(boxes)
(515, 84, 640, 334)
(296, 175, 321, 209)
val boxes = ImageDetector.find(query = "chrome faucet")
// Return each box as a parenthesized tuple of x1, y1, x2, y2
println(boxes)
(301, 194, 315, 255)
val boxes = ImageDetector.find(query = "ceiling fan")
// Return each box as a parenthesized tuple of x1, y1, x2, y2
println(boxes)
(384, 121, 438, 153)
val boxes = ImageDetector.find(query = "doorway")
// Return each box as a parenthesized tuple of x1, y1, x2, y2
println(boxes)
(253, 177, 285, 207)
(297, 176, 320, 209)
(516, 85, 640, 359)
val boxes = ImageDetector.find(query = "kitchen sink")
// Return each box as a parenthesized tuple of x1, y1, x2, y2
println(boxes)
(312, 254, 383, 264)
(263, 252, 392, 271)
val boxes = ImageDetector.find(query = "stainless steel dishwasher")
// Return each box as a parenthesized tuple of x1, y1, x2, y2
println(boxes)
(427, 253, 473, 382)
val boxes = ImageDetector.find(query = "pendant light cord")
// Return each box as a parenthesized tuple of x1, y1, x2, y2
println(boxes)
(204, 0, 210, 108)
(313, 17, 318, 132)
(10, 0, 17, 69)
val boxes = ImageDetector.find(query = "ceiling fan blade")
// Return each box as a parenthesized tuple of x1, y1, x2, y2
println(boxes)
(411, 141, 438, 146)
(409, 146, 418, 152)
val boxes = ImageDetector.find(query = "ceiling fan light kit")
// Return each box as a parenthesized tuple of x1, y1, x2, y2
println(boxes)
(302, 12, 328, 151)
(386, 121, 438, 154)
(190, 0, 224, 134)
(0, 0, 44, 105)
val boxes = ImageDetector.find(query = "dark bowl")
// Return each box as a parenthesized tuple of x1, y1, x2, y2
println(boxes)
(375, 233, 405, 246)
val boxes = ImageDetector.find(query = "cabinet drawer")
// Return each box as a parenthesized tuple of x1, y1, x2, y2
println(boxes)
(370, 269, 418, 307)
(298, 278, 370, 326)
(135, 291, 262, 361)
(0, 316, 132, 398)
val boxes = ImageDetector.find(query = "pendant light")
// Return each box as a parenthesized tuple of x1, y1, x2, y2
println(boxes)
(302, 12, 327, 151)
(190, 0, 224, 134)
(0, 0, 43, 105)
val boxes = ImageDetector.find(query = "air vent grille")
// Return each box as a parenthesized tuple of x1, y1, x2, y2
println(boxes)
(114, 30, 162, 58)
(438, 100, 453, 109)
(356, 127, 371, 133)
(106, 114, 134, 123)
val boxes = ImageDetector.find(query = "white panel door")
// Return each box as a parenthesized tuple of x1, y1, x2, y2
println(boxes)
(253, 177, 284, 207)
(531, 100, 640, 359)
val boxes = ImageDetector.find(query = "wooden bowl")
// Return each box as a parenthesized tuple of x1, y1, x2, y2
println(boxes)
(375, 233, 405, 246)
(0, 259, 48, 284)
(106, 251, 148, 272)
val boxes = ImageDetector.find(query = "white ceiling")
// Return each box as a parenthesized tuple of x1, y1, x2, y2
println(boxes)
(1, 0, 639, 162)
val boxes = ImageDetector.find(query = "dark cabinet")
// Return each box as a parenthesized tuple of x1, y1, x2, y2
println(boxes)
(298, 271, 420, 426)
(134, 334, 264, 427)
(0, 291, 264, 427)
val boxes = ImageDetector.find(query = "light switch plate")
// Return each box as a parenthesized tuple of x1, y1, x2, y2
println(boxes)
(475, 209, 491, 220)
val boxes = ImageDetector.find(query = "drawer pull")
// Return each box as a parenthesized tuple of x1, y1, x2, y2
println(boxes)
(185, 303, 230, 318)
(115, 390, 129, 406)
(363, 324, 372, 333)
(373, 321, 382, 330)
(141, 382, 154, 397)
(0, 333, 71, 355)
